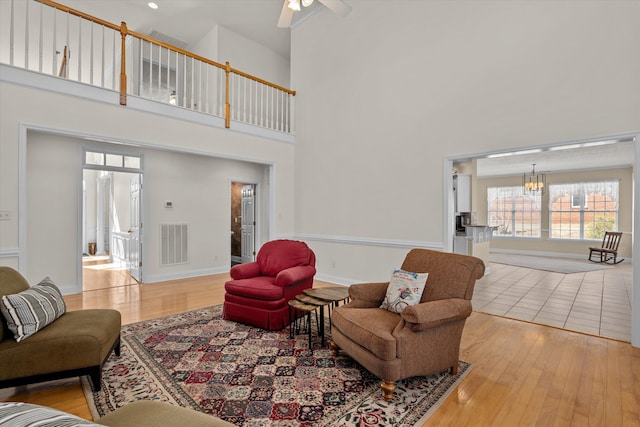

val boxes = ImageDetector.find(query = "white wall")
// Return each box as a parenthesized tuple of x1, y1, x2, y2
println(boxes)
(291, 0, 640, 281)
(190, 24, 290, 89)
(217, 25, 290, 88)
(0, 80, 296, 292)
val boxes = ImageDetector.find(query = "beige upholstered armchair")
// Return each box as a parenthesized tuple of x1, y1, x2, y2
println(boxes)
(330, 249, 485, 401)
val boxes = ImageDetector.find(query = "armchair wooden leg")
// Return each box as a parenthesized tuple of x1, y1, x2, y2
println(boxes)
(451, 364, 458, 375)
(329, 341, 340, 357)
(381, 380, 396, 401)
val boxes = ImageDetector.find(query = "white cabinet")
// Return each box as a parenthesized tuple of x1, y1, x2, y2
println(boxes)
(453, 174, 471, 213)
(453, 236, 469, 255)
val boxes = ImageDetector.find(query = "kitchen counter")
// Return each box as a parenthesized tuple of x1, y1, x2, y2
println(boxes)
(464, 225, 497, 243)
(454, 225, 497, 273)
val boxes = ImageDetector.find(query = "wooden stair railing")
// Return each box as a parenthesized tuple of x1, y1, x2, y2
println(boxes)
(36, 0, 296, 129)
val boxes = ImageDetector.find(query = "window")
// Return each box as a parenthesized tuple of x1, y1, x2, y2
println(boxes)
(550, 181, 618, 240)
(84, 150, 142, 172)
(488, 186, 542, 237)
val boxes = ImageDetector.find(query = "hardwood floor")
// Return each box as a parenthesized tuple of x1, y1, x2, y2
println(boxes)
(2, 273, 639, 426)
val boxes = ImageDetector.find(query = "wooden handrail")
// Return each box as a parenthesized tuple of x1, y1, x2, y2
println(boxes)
(126, 30, 296, 95)
(230, 67, 296, 96)
(35, 0, 296, 121)
(37, 0, 121, 32)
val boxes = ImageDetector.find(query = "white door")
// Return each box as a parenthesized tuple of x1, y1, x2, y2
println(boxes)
(96, 174, 112, 256)
(129, 174, 143, 282)
(241, 185, 256, 263)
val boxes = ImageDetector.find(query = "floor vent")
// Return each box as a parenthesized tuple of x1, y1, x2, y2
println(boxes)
(160, 223, 189, 266)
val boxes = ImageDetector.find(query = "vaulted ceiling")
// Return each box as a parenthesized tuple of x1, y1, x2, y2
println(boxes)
(58, 1, 636, 177)
(61, 0, 293, 58)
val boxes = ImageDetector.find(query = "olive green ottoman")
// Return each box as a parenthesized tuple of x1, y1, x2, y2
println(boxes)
(0, 401, 236, 426)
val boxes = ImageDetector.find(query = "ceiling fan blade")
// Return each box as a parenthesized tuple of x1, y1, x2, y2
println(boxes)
(318, 0, 352, 17)
(277, 1, 295, 28)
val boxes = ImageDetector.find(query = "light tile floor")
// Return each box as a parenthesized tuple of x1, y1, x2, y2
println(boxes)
(473, 260, 632, 342)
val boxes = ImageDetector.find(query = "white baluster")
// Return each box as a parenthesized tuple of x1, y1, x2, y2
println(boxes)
(52, 6, 57, 75)
(204, 64, 209, 114)
(190, 56, 195, 109)
(198, 60, 202, 112)
(9, 0, 14, 65)
(77, 18, 82, 82)
(89, 22, 94, 84)
(149, 41, 153, 99)
(138, 39, 144, 96)
(24, 0, 28, 69)
(112, 28, 116, 90)
(100, 25, 105, 88)
(65, 10, 69, 78)
(38, 1, 43, 73)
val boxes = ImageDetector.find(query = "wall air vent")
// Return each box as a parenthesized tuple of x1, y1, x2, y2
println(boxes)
(160, 223, 189, 266)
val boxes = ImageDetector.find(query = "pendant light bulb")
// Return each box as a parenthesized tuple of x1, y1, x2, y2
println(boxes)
(288, 0, 301, 11)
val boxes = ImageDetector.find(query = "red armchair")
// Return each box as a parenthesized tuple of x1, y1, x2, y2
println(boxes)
(223, 239, 317, 330)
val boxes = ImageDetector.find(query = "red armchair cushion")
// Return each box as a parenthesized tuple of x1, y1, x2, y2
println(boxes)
(225, 276, 280, 300)
(257, 240, 315, 277)
(276, 265, 317, 288)
(229, 262, 261, 280)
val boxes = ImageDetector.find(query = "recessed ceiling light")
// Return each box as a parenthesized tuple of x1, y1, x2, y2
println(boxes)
(148, 2, 158, 9)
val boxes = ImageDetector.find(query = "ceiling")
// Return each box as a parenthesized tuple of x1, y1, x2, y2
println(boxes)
(474, 139, 635, 178)
(60, 0, 296, 58)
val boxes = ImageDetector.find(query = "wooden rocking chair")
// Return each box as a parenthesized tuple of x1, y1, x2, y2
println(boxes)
(588, 231, 623, 264)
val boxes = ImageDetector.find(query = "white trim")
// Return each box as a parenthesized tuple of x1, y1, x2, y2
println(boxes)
(0, 247, 20, 258)
(633, 134, 640, 347)
(313, 273, 356, 286)
(18, 123, 277, 167)
(1, 64, 119, 105)
(143, 266, 229, 284)
(443, 157, 455, 253)
(18, 124, 28, 273)
(293, 233, 442, 250)
(489, 248, 631, 263)
(2, 64, 295, 145)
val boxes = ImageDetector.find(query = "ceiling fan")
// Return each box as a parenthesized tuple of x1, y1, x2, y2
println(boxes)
(277, 0, 352, 28)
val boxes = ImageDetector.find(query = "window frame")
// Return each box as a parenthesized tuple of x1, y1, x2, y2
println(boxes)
(487, 185, 542, 239)
(549, 180, 619, 241)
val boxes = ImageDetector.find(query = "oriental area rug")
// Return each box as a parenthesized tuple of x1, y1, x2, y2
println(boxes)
(82, 305, 471, 426)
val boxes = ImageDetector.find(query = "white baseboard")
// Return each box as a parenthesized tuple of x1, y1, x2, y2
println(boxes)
(143, 266, 230, 284)
(489, 248, 631, 264)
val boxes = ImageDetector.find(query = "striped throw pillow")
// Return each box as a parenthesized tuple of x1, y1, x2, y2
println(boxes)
(0, 402, 99, 427)
(0, 277, 66, 342)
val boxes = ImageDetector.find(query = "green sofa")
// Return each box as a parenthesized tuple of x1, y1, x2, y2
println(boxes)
(0, 401, 236, 426)
(0, 267, 121, 391)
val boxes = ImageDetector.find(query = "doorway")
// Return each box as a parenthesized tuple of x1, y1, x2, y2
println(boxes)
(444, 133, 637, 343)
(230, 182, 256, 266)
(82, 149, 144, 291)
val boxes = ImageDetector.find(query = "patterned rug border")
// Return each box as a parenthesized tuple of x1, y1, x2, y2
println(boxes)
(82, 305, 472, 426)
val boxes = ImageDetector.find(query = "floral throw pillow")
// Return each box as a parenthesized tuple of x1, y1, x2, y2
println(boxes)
(380, 269, 429, 314)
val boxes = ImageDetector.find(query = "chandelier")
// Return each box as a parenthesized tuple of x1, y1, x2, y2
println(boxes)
(523, 163, 545, 194)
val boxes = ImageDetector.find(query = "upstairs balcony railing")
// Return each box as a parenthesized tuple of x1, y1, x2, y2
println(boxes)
(0, 0, 296, 134)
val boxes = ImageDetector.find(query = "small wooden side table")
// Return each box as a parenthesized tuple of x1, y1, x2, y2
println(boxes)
(288, 299, 318, 349)
(302, 286, 350, 346)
